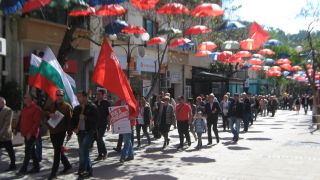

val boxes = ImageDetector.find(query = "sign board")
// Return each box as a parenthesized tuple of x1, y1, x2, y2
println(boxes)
(142, 80, 151, 96)
(136, 58, 157, 72)
(109, 105, 131, 134)
(245, 78, 250, 88)
(97, 87, 108, 100)
(171, 73, 179, 82)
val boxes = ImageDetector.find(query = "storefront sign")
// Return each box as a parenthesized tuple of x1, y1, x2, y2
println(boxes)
(143, 80, 151, 96)
(109, 105, 131, 134)
(136, 58, 157, 72)
(171, 73, 179, 82)
(94, 52, 134, 70)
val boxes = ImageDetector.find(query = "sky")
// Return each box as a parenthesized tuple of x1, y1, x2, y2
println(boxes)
(224, 0, 320, 34)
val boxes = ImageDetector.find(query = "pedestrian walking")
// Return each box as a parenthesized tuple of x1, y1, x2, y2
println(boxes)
(227, 93, 243, 142)
(260, 96, 268, 116)
(302, 94, 309, 115)
(41, 89, 73, 180)
(220, 95, 230, 131)
(187, 98, 197, 142)
(293, 96, 301, 114)
(253, 95, 260, 121)
(247, 93, 256, 125)
(165, 93, 177, 129)
(241, 93, 250, 132)
(193, 111, 207, 150)
(136, 97, 151, 147)
(196, 96, 206, 114)
(204, 93, 221, 145)
(14, 93, 41, 178)
(270, 96, 278, 117)
(0, 97, 16, 172)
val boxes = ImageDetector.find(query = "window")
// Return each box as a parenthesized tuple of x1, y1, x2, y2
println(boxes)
(143, 18, 158, 39)
(185, 86, 191, 99)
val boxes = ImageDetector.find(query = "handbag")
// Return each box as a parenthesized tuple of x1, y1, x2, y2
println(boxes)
(152, 124, 162, 139)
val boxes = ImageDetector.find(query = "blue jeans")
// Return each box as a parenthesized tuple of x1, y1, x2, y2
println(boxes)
(77, 131, 94, 172)
(243, 113, 249, 131)
(229, 116, 240, 139)
(120, 127, 134, 159)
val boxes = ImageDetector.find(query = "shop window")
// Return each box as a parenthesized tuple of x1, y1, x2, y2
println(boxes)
(185, 86, 191, 99)
(143, 18, 158, 39)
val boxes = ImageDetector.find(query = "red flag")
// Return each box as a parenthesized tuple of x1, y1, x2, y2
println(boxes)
(250, 21, 270, 45)
(92, 38, 138, 112)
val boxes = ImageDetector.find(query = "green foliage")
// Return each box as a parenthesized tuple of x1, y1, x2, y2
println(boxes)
(0, 80, 23, 111)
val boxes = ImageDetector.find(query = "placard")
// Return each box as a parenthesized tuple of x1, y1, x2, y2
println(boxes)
(109, 105, 131, 134)
(47, 110, 64, 128)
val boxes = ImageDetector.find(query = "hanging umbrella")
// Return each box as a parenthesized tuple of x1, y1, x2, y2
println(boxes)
(218, 21, 245, 30)
(209, 52, 221, 60)
(280, 64, 292, 71)
(250, 54, 265, 60)
(292, 65, 302, 70)
(251, 65, 262, 70)
(240, 39, 260, 50)
(277, 53, 291, 59)
(176, 42, 194, 49)
(185, 25, 211, 35)
(217, 51, 232, 60)
(121, 25, 146, 34)
(248, 58, 264, 64)
(197, 41, 217, 50)
(0, 0, 25, 14)
(264, 70, 271, 74)
(239, 63, 246, 68)
(195, 50, 212, 56)
(263, 39, 283, 46)
(306, 64, 313, 68)
(48, 0, 88, 10)
(282, 71, 290, 76)
(131, 0, 159, 10)
(236, 51, 251, 58)
(156, 3, 189, 14)
(104, 19, 128, 34)
(22, 0, 52, 13)
(241, 64, 253, 70)
(88, 0, 128, 6)
(170, 38, 191, 47)
(96, 4, 126, 16)
(221, 41, 239, 50)
(257, 49, 275, 55)
(264, 58, 275, 64)
(229, 56, 243, 63)
(158, 27, 182, 35)
(268, 71, 282, 76)
(271, 66, 281, 71)
(190, 3, 224, 17)
(147, 37, 167, 45)
(275, 59, 292, 64)
(69, 6, 95, 16)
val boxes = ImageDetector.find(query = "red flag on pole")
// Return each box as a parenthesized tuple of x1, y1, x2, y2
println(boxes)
(92, 38, 138, 112)
(250, 21, 270, 45)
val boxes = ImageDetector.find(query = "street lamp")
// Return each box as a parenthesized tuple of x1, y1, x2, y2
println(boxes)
(109, 33, 150, 79)
(296, 46, 303, 53)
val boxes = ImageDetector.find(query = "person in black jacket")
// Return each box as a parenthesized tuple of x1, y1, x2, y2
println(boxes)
(241, 93, 251, 132)
(227, 93, 243, 142)
(71, 91, 99, 180)
(204, 93, 221, 145)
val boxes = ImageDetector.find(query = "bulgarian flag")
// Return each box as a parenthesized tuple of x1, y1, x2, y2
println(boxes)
(28, 54, 42, 86)
(29, 47, 79, 108)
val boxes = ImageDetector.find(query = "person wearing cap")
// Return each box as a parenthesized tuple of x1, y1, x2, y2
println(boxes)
(227, 93, 243, 142)
(204, 93, 221, 145)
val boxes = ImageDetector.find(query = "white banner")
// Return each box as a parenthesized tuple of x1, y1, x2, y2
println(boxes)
(109, 105, 131, 134)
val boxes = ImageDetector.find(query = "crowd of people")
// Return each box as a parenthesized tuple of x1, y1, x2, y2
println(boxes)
(0, 90, 313, 180)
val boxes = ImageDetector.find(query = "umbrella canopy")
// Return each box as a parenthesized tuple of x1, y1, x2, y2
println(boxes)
(185, 25, 211, 35)
(69, 6, 95, 16)
(241, 64, 253, 70)
(197, 41, 217, 50)
(292, 65, 302, 71)
(306, 64, 313, 68)
(236, 51, 251, 58)
(131, 0, 159, 10)
(257, 49, 275, 55)
(0, 0, 25, 14)
(218, 21, 245, 30)
(251, 65, 262, 70)
(190, 3, 224, 17)
(96, 4, 126, 16)
(239, 63, 246, 68)
(88, 0, 127, 6)
(264, 58, 275, 64)
(271, 66, 281, 71)
(147, 37, 167, 45)
(121, 25, 146, 34)
(278, 53, 291, 59)
(263, 39, 283, 46)
(217, 51, 232, 60)
(275, 59, 292, 64)
(280, 64, 292, 71)
(240, 39, 260, 50)
(156, 3, 189, 14)
(104, 19, 128, 34)
(250, 54, 265, 60)
(22, 0, 52, 13)
(248, 58, 264, 64)
(229, 56, 243, 63)
(48, 0, 88, 9)
(209, 52, 221, 60)
(158, 27, 182, 35)
(176, 42, 194, 49)
(195, 50, 212, 56)
(170, 38, 191, 47)
(268, 71, 282, 76)
(221, 41, 239, 50)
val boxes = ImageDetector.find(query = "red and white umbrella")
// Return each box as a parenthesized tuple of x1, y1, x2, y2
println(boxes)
(270, 66, 281, 71)
(235, 51, 252, 58)
(240, 39, 260, 50)
(156, 3, 189, 14)
(275, 58, 292, 64)
(195, 50, 212, 56)
(131, 0, 159, 10)
(96, 4, 126, 16)
(121, 25, 147, 34)
(69, 7, 96, 16)
(257, 49, 275, 55)
(251, 65, 262, 70)
(170, 38, 191, 47)
(147, 37, 167, 45)
(280, 64, 292, 71)
(248, 58, 264, 64)
(197, 41, 217, 50)
(190, 3, 224, 17)
(185, 25, 211, 35)
(292, 65, 302, 71)
(22, 0, 52, 14)
(217, 51, 232, 61)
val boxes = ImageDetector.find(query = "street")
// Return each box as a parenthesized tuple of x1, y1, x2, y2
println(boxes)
(0, 109, 319, 180)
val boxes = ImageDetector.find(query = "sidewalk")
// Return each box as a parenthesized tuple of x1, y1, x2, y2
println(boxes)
(0, 109, 319, 180)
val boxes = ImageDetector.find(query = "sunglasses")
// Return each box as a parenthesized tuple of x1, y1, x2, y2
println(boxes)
(56, 94, 64, 97)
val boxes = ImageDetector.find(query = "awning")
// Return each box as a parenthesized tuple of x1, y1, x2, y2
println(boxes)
(193, 70, 245, 82)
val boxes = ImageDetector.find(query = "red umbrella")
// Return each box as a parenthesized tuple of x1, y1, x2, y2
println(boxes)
(257, 49, 275, 55)
(268, 71, 282, 76)
(236, 51, 252, 58)
(230, 57, 243, 63)
(69, 7, 96, 16)
(239, 63, 246, 67)
(306, 64, 313, 68)
(217, 51, 232, 60)
(248, 58, 264, 64)
(264, 70, 271, 74)
(195, 50, 212, 56)
(280, 64, 292, 70)
(307, 69, 313, 74)
(271, 66, 281, 71)
(251, 65, 262, 70)
(190, 3, 224, 17)
(121, 25, 147, 34)
(315, 75, 320, 80)
(147, 37, 167, 45)
(22, 0, 52, 14)
(240, 39, 260, 50)
(185, 25, 212, 35)
(197, 41, 217, 50)
(275, 59, 292, 64)
(292, 65, 302, 70)
(131, 0, 159, 10)
(156, 3, 189, 14)
(170, 38, 191, 47)
(96, 4, 126, 16)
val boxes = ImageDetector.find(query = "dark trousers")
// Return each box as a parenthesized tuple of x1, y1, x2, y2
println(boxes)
(95, 126, 107, 156)
(222, 114, 229, 130)
(0, 140, 15, 167)
(50, 131, 71, 176)
(207, 117, 219, 144)
(177, 120, 190, 146)
(271, 109, 276, 117)
(20, 136, 39, 173)
(136, 124, 150, 145)
(116, 133, 134, 150)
